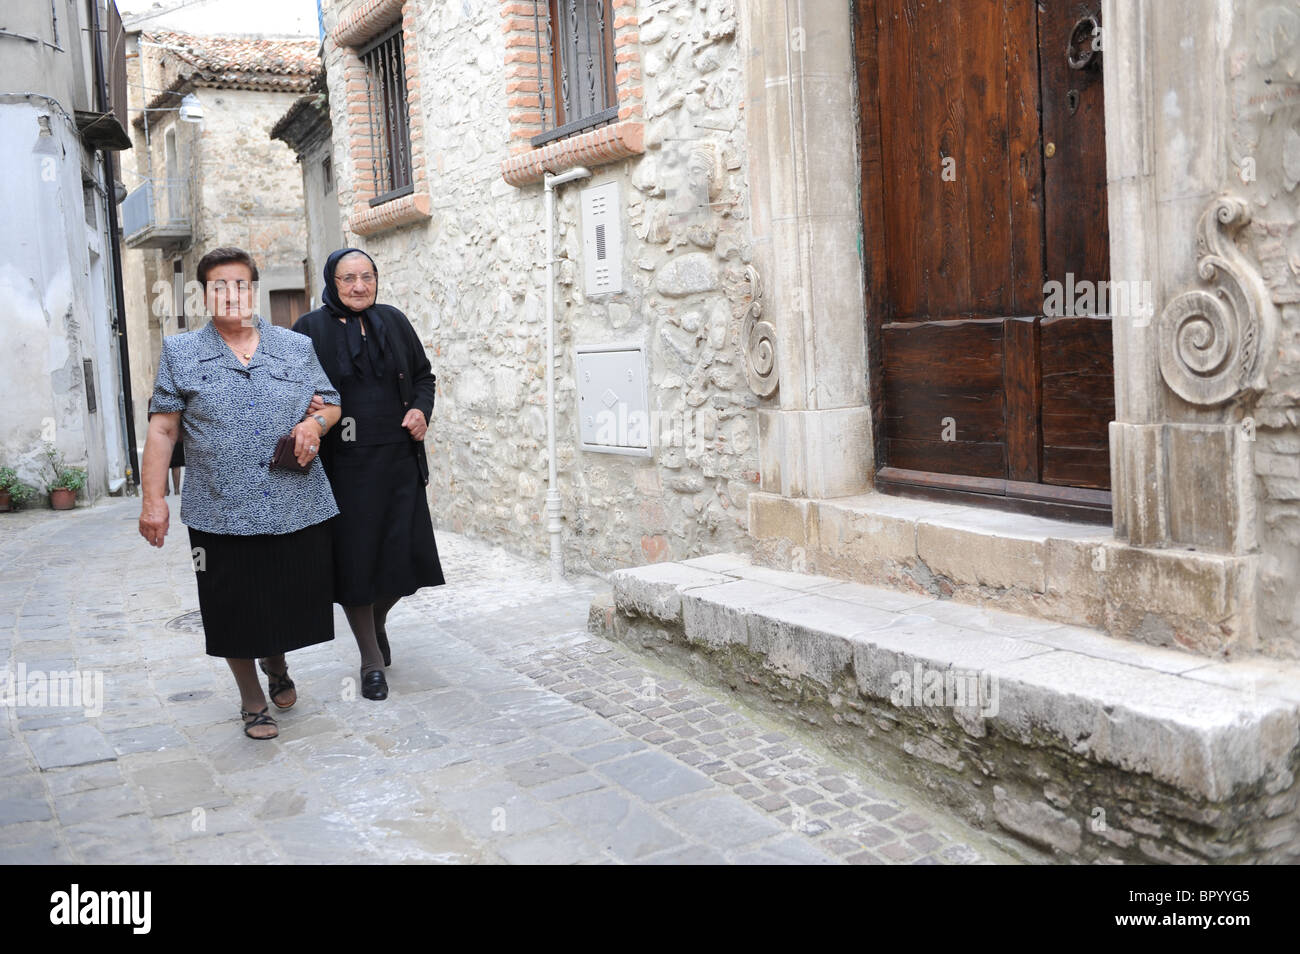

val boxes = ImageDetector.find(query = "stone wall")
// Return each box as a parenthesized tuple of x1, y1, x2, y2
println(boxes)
(194, 87, 309, 292)
(120, 39, 156, 448)
(122, 36, 313, 463)
(1225, 4, 1300, 657)
(320, 0, 761, 575)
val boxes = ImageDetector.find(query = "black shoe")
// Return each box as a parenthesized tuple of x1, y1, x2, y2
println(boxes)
(376, 629, 391, 668)
(361, 670, 388, 701)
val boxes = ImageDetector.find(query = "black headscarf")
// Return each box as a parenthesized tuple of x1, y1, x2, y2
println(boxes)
(322, 247, 388, 375)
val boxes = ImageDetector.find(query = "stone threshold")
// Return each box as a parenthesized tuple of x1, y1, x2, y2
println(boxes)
(747, 491, 1259, 657)
(590, 554, 1300, 862)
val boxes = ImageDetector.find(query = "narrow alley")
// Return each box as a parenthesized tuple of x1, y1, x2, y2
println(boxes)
(0, 499, 1016, 864)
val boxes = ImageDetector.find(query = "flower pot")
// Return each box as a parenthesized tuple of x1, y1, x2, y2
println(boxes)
(0, 490, 10, 512)
(49, 489, 76, 510)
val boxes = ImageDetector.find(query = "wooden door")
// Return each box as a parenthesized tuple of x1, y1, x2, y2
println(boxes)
(856, 0, 1114, 520)
(270, 288, 308, 329)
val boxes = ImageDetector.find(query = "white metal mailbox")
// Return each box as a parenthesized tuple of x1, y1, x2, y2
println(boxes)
(575, 343, 650, 456)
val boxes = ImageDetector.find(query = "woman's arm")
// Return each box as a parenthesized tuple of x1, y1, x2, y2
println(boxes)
(293, 339, 343, 464)
(291, 403, 340, 465)
(139, 412, 180, 547)
(390, 307, 435, 440)
(404, 312, 437, 421)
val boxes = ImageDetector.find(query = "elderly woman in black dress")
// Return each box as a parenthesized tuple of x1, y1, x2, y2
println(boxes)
(293, 248, 444, 701)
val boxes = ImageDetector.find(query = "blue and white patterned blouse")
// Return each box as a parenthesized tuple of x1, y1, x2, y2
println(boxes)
(149, 315, 340, 536)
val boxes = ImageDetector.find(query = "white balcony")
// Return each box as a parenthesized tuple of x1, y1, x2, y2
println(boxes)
(120, 178, 191, 249)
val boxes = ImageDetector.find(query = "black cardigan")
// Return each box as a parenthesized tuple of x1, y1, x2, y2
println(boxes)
(292, 304, 437, 485)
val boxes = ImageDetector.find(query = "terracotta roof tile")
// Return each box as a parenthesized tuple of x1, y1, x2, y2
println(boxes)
(144, 30, 319, 78)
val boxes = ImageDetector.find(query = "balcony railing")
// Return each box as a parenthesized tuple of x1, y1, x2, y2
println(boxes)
(120, 178, 191, 248)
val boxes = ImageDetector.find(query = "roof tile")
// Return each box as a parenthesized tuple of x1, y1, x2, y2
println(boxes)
(144, 30, 319, 77)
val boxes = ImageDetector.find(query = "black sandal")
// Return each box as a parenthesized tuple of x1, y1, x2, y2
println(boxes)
(259, 660, 297, 711)
(241, 706, 278, 740)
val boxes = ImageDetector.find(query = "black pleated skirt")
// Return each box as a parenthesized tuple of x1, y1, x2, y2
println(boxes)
(188, 520, 335, 658)
(325, 441, 445, 606)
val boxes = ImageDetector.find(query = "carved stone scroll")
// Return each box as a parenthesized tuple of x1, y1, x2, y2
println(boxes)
(742, 264, 778, 397)
(1157, 195, 1279, 406)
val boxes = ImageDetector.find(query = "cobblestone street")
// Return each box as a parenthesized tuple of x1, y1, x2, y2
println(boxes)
(0, 499, 1018, 864)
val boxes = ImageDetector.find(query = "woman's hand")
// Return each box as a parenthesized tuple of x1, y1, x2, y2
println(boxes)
(139, 497, 169, 548)
(307, 393, 326, 416)
(402, 408, 428, 442)
(291, 418, 323, 466)
(140, 411, 179, 547)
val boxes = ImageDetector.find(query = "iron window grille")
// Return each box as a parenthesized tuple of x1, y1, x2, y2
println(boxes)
(358, 23, 414, 207)
(531, 0, 618, 147)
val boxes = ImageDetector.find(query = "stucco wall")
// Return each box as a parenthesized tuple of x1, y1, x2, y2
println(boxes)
(0, 99, 110, 499)
(300, 134, 343, 307)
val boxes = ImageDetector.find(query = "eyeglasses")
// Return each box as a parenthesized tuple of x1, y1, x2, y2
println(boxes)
(337, 273, 376, 286)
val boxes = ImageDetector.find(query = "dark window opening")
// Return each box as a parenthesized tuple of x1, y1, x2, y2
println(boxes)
(172, 259, 186, 330)
(531, 0, 618, 147)
(358, 23, 413, 206)
(83, 358, 96, 413)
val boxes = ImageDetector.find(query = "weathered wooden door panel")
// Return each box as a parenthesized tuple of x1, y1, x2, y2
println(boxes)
(861, 0, 1113, 512)
(1040, 315, 1114, 488)
(882, 319, 1006, 479)
(1036, 1, 1113, 491)
(1004, 316, 1042, 482)
(875, 0, 1043, 322)
(1038, 0, 1109, 288)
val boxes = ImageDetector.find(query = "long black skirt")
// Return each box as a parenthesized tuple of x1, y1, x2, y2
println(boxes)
(188, 520, 335, 658)
(325, 441, 445, 606)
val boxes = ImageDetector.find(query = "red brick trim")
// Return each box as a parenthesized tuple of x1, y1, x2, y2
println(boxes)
(330, 0, 431, 235)
(350, 191, 432, 235)
(335, 0, 404, 47)
(501, 120, 645, 186)
(499, 0, 644, 185)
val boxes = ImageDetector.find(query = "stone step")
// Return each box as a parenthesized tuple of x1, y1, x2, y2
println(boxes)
(589, 553, 1300, 863)
(747, 491, 1258, 656)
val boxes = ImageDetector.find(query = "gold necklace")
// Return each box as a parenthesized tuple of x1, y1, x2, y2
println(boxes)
(219, 329, 257, 361)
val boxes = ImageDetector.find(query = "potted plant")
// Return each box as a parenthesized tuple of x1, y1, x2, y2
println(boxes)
(1, 467, 19, 511)
(0, 467, 37, 512)
(43, 446, 87, 511)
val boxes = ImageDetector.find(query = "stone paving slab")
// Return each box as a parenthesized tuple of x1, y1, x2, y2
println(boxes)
(0, 499, 1017, 864)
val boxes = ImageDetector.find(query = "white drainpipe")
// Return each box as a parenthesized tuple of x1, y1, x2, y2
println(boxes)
(543, 166, 591, 583)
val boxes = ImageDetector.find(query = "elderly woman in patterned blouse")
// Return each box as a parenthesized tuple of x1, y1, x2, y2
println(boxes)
(138, 247, 343, 741)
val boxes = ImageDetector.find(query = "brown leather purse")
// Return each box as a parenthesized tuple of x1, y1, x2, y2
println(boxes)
(269, 434, 311, 473)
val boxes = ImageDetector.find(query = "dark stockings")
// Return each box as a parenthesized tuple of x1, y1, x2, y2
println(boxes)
(343, 596, 400, 675)
(374, 595, 399, 665)
(343, 606, 383, 675)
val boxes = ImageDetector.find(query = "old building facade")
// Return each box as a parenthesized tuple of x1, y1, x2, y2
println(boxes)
(309, 0, 1300, 662)
(0, 0, 135, 503)
(271, 77, 344, 306)
(119, 30, 319, 445)
(319, 0, 758, 577)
